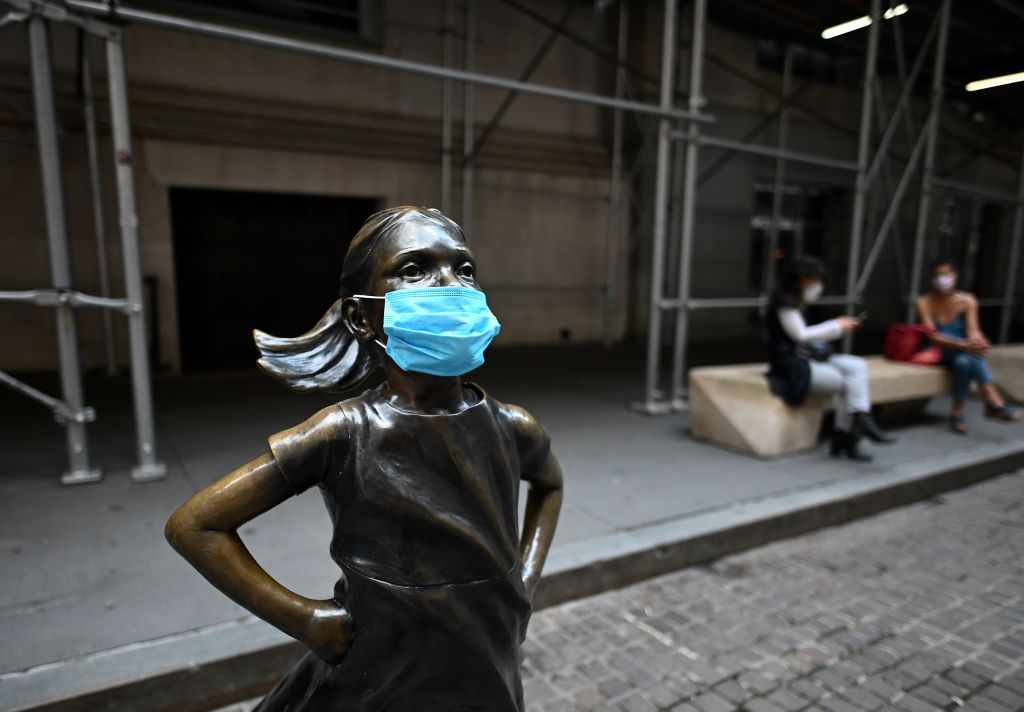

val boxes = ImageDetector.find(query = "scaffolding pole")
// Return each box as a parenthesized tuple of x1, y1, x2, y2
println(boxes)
(668, 0, 707, 407)
(637, 0, 678, 414)
(999, 140, 1024, 343)
(105, 32, 166, 482)
(907, 0, 952, 322)
(28, 17, 101, 485)
(864, 12, 938, 188)
(763, 43, 792, 301)
(869, 80, 908, 295)
(855, 106, 935, 294)
(440, 0, 453, 214)
(603, 0, 628, 349)
(80, 31, 118, 376)
(842, 0, 880, 352)
(460, 0, 474, 240)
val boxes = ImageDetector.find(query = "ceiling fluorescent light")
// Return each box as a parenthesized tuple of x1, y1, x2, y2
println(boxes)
(883, 4, 909, 19)
(966, 71, 1024, 92)
(821, 4, 909, 40)
(821, 16, 872, 39)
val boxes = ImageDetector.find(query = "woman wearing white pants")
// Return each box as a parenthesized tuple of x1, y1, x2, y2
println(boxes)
(765, 256, 895, 461)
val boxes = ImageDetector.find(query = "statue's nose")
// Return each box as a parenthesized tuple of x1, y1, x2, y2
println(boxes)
(437, 268, 462, 287)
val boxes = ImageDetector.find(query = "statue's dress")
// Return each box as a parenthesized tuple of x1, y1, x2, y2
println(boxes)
(255, 383, 548, 712)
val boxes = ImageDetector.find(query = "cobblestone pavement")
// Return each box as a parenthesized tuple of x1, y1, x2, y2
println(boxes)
(216, 472, 1024, 712)
(521, 472, 1024, 711)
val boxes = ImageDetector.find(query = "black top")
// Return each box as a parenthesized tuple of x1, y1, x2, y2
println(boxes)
(258, 382, 548, 711)
(764, 295, 812, 406)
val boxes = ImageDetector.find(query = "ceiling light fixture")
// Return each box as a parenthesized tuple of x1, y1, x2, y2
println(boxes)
(821, 4, 909, 40)
(965, 71, 1024, 92)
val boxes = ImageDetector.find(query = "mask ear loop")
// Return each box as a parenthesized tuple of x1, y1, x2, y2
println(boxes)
(350, 295, 388, 350)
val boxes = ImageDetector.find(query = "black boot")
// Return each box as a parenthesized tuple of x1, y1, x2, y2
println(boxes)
(830, 429, 873, 462)
(854, 412, 897, 444)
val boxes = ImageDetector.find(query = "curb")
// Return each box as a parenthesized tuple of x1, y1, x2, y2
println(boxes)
(534, 439, 1024, 608)
(3, 441, 1022, 712)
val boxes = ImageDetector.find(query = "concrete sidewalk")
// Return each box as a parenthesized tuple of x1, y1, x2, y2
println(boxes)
(1, 345, 1022, 710)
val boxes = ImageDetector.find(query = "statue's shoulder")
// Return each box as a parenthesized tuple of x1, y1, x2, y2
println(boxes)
(496, 401, 542, 432)
(485, 394, 550, 464)
(274, 390, 375, 448)
(474, 386, 535, 430)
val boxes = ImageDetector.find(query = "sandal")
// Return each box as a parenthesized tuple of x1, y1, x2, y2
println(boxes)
(984, 404, 1022, 423)
(950, 414, 969, 434)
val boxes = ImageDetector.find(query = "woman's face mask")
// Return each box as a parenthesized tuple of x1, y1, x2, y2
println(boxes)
(802, 281, 824, 303)
(933, 273, 956, 294)
(355, 286, 501, 376)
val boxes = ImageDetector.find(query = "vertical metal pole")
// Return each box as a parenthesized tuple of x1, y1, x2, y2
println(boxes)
(963, 198, 982, 291)
(843, 0, 881, 353)
(81, 33, 118, 376)
(669, 0, 706, 406)
(870, 79, 908, 296)
(907, 0, 951, 322)
(460, 0, 475, 241)
(639, 0, 678, 412)
(29, 18, 101, 485)
(440, 0, 454, 214)
(603, 0, 628, 348)
(998, 140, 1024, 343)
(763, 43, 792, 300)
(105, 32, 166, 482)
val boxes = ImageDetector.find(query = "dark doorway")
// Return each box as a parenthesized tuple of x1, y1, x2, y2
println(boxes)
(170, 188, 378, 373)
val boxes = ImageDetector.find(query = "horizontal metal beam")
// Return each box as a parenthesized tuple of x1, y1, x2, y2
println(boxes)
(0, 288, 141, 313)
(59, 0, 714, 123)
(674, 132, 858, 172)
(660, 296, 854, 310)
(0, 370, 96, 424)
(931, 176, 1021, 204)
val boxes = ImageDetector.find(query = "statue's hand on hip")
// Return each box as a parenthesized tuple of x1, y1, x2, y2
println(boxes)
(303, 600, 353, 665)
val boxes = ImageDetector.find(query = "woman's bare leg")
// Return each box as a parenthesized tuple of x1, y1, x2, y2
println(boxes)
(981, 383, 1005, 409)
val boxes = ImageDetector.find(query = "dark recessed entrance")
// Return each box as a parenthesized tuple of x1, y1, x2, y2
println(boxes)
(170, 187, 378, 373)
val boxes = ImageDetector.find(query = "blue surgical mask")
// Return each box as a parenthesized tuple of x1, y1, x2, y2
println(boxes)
(354, 286, 501, 376)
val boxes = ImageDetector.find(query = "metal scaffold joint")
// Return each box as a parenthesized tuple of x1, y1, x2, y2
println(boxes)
(1, 0, 119, 38)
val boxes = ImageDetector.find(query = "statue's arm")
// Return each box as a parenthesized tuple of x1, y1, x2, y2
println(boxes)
(520, 449, 563, 597)
(165, 453, 350, 663)
(509, 407, 563, 597)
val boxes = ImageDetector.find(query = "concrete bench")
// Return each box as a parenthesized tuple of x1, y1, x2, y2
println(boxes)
(988, 344, 1024, 403)
(689, 356, 950, 458)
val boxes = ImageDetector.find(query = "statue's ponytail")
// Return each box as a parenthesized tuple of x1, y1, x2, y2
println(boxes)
(254, 298, 374, 393)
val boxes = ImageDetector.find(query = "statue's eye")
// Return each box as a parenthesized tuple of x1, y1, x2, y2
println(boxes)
(458, 263, 475, 279)
(399, 264, 424, 279)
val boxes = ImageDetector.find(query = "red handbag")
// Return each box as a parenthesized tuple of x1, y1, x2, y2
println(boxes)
(885, 323, 930, 362)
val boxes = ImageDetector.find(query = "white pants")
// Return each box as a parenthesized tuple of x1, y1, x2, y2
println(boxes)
(808, 354, 871, 432)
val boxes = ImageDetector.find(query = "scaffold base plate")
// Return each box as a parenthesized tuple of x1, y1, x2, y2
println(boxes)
(61, 468, 102, 486)
(131, 462, 167, 483)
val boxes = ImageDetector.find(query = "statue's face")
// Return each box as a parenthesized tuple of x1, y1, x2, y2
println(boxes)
(360, 219, 479, 335)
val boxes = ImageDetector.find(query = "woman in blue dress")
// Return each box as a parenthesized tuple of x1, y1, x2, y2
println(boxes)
(916, 258, 1020, 434)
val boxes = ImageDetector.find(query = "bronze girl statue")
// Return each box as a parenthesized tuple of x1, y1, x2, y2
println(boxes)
(165, 206, 563, 711)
